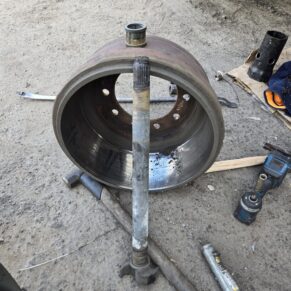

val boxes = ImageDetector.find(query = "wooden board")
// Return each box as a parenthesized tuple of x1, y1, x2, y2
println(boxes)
(206, 156, 266, 173)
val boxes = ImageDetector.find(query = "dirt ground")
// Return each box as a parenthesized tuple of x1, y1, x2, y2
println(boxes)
(1, 0, 291, 290)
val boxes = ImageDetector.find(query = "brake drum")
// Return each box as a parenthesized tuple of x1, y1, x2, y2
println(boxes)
(53, 35, 224, 191)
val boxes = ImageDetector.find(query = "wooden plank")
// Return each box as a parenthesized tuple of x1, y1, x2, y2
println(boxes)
(206, 156, 266, 173)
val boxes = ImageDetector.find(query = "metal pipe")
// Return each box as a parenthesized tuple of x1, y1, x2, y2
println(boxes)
(125, 22, 147, 47)
(248, 30, 288, 82)
(202, 244, 240, 291)
(17, 91, 55, 101)
(132, 56, 151, 265)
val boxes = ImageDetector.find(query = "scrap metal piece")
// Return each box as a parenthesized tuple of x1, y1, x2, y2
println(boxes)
(17, 91, 55, 101)
(217, 97, 238, 108)
(202, 244, 240, 291)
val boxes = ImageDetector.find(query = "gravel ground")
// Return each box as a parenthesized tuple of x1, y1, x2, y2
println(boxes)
(0, 0, 291, 290)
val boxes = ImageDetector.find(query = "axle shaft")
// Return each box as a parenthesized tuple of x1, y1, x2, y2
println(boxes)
(132, 56, 150, 259)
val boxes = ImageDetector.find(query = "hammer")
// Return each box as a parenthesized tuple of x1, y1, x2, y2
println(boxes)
(63, 168, 103, 200)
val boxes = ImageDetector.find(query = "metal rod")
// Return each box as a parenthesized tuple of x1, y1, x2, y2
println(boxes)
(18, 91, 238, 109)
(17, 91, 176, 103)
(202, 244, 240, 291)
(118, 97, 175, 103)
(17, 91, 56, 101)
(131, 56, 150, 265)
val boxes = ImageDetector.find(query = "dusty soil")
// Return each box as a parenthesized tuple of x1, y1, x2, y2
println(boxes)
(0, 0, 291, 290)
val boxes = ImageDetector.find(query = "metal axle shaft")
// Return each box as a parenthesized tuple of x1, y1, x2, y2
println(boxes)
(132, 56, 151, 262)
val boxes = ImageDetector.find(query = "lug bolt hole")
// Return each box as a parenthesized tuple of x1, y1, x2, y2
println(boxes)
(173, 113, 180, 120)
(183, 94, 190, 101)
(153, 123, 160, 129)
(112, 109, 119, 116)
(102, 89, 110, 96)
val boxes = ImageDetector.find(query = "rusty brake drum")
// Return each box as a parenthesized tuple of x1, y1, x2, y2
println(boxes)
(53, 35, 224, 191)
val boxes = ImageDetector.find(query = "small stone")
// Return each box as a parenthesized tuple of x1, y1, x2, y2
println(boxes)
(251, 241, 256, 253)
(247, 116, 261, 121)
(207, 185, 215, 191)
(51, 221, 63, 229)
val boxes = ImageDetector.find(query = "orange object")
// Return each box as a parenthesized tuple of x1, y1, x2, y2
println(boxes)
(264, 90, 286, 110)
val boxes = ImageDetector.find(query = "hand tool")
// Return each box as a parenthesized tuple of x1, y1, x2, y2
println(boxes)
(202, 244, 240, 291)
(63, 168, 103, 200)
(234, 143, 291, 225)
(214, 71, 240, 107)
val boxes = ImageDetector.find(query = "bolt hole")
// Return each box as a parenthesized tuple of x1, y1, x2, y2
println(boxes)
(173, 113, 180, 120)
(115, 73, 175, 119)
(153, 123, 160, 129)
(112, 109, 119, 116)
(102, 89, 110, 96)
(183, 94, 190, 101)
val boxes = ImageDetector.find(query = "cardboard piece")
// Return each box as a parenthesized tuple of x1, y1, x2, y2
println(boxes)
(228, 47, 291, 130)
